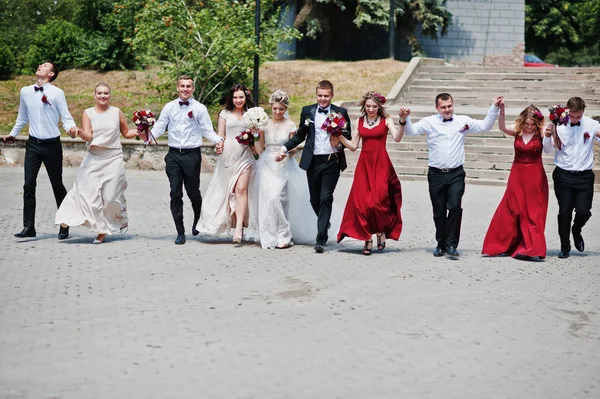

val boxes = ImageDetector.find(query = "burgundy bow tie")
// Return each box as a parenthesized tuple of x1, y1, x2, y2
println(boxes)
(443, 118, 453, 122)
(34, 86, 43, 92)
(179, 100, 189, 106)
(571, 122, 581, 127)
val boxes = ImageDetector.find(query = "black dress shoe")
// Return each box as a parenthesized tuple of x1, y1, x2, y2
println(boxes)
(314, 244, 324, 253)
(433, 247, 446, 257)
(572, 229, 584, 252)
(558, 250, 570, 259)
(446, 246, 459, 259)
(175, 233, 186, 245)
(192, 228, 200, 236)
(14, 228, 36, 238)
(58, 226, 69, 240)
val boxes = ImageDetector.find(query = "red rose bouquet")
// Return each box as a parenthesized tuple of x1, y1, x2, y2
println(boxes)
(133, 109, 157, 144)
(235, 129, 260, 160)
(548, 104, 570, 150)
(321, 112, 347, 137)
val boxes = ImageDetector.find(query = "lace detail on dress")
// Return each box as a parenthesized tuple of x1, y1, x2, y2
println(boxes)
(514, 134, 543, 164)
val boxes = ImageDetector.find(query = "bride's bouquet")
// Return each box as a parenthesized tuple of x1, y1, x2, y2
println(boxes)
(321, 112, 347, 137)
(548, 104, 569, 150)
(243, 107, 269, 137)
(133, 109, 157, 144)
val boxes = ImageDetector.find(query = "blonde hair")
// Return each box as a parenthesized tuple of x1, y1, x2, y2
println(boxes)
(514, 105, 544, 136)
(269, 89, 289, 107)
(359, 91, 388, 118)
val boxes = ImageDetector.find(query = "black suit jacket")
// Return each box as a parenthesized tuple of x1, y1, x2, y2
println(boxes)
(283, 104, 352, 171)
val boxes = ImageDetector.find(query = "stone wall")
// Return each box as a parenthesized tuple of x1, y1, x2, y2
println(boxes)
(417, 0, 525, 65)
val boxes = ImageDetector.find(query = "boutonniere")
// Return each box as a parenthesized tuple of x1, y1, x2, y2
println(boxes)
(188, 110, 193, 119)
(459, 124, 469, 133)
(41, 94, 50, 105)
(583, 132, 590, 143)
(304, 119, 314, 127)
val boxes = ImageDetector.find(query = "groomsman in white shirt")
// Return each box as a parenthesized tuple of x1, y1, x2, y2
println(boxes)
(148, 75, 224, 245)
(3, 61, 78, 240)
(398, 93, 502, 259)
(543, 97, 600, 258)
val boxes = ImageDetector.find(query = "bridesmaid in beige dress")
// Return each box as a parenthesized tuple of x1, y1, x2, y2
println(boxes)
(197, 84, 257, 242)
(55, 83, 138, 243)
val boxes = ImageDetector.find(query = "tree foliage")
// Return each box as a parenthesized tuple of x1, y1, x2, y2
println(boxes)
(525, 0, 600, 66)
(291, 0, 451, 56)
(125, 0, 301, 104)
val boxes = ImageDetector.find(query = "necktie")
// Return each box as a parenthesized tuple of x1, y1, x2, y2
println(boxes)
(571, 122, 580, 127)
(442, 118, 453, 122)
(179, 100, 189, 106)
(34, 86, 43, 92)
(318, 107, 328, 114)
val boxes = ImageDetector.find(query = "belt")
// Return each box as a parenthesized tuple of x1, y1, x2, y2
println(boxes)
(558, 167, 590, 174)
(429, 165, 463, 173)
(29, 136, 60, 144)
(169, 146, 200, 154)
(313, 153, 338, 160)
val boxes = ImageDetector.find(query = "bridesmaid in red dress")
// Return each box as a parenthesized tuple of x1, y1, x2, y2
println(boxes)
(482, 103, 549, 260)
(337, 91, 404, 255)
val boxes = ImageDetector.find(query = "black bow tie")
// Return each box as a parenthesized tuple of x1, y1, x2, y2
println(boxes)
(317, 107, 328, 114)
(442, 118, 453, 122)
(34, 86, 43, 92)
(571, 122, 580, 127)
(179, 100, 189, 106)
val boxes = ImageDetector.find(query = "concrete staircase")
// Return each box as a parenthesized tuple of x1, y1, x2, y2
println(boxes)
(341, 58, 600, 190)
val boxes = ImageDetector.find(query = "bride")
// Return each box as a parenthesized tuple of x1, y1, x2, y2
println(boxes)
(252, 90, 328, 249)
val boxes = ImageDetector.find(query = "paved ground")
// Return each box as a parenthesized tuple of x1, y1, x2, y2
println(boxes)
(0, 166, 599, 399)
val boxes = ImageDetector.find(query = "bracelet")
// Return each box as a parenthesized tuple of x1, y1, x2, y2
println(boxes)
(399, 120, 406, 126)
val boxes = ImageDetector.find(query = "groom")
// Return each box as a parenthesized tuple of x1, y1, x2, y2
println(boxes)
(276, 80, 351, 253)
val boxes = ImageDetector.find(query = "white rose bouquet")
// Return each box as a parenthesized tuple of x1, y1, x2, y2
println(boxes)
(243, 107, 269, 137)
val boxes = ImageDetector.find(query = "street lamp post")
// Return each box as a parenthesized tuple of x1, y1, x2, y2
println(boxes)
(389, 0, 395, 59)
(253, 0, 260, 103)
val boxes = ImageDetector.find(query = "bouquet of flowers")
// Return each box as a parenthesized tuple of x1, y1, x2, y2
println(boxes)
(133, 109, 157, 144)
(321, 112, 347, 137)
(235, 129, 260, 160)
(243, 107, 269, 137)
(548, 104, 569, 150)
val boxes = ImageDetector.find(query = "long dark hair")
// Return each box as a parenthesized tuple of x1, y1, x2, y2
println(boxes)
(224, 84, 254, 111)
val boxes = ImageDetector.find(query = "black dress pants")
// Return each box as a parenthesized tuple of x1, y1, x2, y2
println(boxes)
(165, 147, 202, 234)
(427, 166, 466, 249)
(307, 154, 341, 245)
(552, 167, 594, 251)
(23, 137, 67, 228)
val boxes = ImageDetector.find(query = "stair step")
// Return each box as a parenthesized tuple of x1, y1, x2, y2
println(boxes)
(420, 72, 596, 81)
(419, 66, 600, 74)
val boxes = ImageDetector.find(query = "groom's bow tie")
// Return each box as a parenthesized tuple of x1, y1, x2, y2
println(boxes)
(34, 86, 43, 92)
(179, 100, 190, 106)
(317, 107, 328, 114)
(571, 122, 581, 127)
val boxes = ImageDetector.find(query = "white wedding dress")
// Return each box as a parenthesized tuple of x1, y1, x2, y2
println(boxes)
(252, 118, 341, 248)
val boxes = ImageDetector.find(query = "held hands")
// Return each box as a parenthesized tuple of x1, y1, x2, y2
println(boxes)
(2, 135, 15, 144)
(493, 96, 504, 106)
(67, 126, 78, 138)
(544, 123, 555, 138)
(275, 149, 287, 162)
(398, 107, 410, 120)
(214, 139, 224, 155)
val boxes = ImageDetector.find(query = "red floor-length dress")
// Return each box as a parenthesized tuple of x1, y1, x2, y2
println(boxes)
(482, 134, 549, 258)
(337, 117, 403, 242)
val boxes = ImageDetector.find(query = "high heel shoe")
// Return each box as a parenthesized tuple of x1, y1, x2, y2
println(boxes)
(376, 233, 386, 251)
(363, 240, 373, 255)
(93, 233, 106, 244)
(233, 228, 243, 244)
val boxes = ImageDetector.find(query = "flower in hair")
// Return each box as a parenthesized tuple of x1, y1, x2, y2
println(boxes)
(372, 91, 386, 105)
(533, 109, 544, 121)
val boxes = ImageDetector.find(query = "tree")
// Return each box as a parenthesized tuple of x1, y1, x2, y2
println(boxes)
(525, 0, 600, 66)
(124, 0, 300, 104)
(290, 0, 451, 57)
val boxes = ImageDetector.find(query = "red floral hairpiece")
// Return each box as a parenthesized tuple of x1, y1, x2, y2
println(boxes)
(371, 91, 386, 105)
(533, 109, 544, 121)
